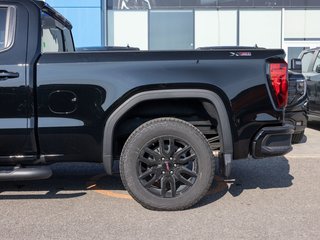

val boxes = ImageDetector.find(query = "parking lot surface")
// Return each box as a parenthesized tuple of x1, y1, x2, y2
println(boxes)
(1, 125, 320, 240)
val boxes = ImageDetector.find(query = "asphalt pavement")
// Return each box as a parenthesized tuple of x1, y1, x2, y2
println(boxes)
(1, 124, 320, 240)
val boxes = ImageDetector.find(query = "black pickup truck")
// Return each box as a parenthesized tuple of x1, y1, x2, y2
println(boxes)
(0, 0, 294, 210)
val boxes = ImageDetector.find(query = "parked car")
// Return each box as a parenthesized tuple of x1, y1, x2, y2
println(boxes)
(0, 0, 294, 210)
(291, 47, 320, 121)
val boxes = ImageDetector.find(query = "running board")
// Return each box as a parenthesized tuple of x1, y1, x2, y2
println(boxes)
(0, 167, 52, 181)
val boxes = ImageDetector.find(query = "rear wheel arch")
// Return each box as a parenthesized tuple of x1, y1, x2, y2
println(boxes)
(102, 89, 233, 175)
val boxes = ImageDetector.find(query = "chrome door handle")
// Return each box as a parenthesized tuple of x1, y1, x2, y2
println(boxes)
(0, 71, 19, 80)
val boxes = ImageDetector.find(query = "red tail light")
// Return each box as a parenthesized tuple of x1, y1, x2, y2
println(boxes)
(269, 63, 288, 108)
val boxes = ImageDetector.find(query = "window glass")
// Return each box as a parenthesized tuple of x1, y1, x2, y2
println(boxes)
(149, 10, 194, 50)
(291, 0, 320, 7)
(109, 0, 320, 9)
(312, 52, 320, 72)
(42, 28, 64, 53)
(254, 0, 289, 7)
(217, 0, 238, 6)
(301, 51, 314, 73)
(239, 10, 281, 48)
(109, 11, 148, 50)
(41, 14, 64, 53)
(63, 28, 75, 52)
(0, 8, 7, 50)
(195, 10, 237, 48)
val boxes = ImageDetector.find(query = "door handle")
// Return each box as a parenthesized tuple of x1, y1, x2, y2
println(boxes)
(0, 70, 19, 80)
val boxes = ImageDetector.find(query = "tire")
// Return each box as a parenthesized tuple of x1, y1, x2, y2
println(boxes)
(292, 131, 305, 144)
(120, 117, 215, 211)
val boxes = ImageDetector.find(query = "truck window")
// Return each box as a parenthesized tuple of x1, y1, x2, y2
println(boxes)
(42, 28, 64, 53)
(63, 28, 75, 52)
(301, 51, 314, 73)
(41, 14, 64, 53)
(312, 52, 320, 72)
(0, 8, 6, 49)
(0, 7, 15, 51)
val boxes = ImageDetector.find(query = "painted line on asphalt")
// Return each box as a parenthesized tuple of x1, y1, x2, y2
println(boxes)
(86, 174, 228, 200)
(86, 173, 133, 200)
(93, 189, 133, 200)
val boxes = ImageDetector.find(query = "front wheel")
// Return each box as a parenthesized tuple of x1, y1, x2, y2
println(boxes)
(120, 118, 215, 211)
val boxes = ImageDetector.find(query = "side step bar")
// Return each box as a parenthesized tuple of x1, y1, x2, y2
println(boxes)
(0, 167, 52, 181)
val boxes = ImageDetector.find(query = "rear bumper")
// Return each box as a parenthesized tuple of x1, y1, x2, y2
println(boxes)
(285, 110, 308, 134)
(252, 124, 294, 158)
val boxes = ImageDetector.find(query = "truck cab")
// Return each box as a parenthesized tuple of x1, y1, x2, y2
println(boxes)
(0, 1, 74, 163)
(0, 3, 36, 160)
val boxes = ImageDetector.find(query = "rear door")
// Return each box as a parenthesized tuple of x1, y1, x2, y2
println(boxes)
(0, 4, 34, 159)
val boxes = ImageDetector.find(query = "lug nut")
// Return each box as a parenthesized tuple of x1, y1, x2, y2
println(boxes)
(174, 164, 177, 167)
(170, 171, 174, 175)
(162, 171, 165, 174)
(161, 157, 165, 161)
(170, 157, 173, 161)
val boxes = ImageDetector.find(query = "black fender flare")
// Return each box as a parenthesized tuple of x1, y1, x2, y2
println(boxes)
(102, 89, 233, 175)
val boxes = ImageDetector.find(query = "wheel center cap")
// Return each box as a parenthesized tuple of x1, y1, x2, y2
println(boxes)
(165, 161, 170, 171)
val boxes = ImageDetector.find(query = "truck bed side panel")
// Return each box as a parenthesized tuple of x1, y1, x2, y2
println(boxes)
(36, 50, 284, 162)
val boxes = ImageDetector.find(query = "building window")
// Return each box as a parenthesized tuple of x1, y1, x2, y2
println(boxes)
(149, 10, 194, 50)
(109, 0, 320, 9)
(108, 11, 148, 50)
(195, 10, 237, 48)
(239, 10, 282, 48)
(284, 10, 320, 40)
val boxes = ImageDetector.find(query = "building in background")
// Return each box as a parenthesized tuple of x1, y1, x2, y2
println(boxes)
(46, 0, 320, 64)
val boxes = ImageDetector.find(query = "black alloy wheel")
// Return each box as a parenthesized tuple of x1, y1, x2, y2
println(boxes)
(120, 118, 215, 211)
(138, 136, 198, 198)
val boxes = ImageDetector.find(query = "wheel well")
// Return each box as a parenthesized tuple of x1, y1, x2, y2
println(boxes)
(103, 89, 233, 175)
(113, 98, 221, 159)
